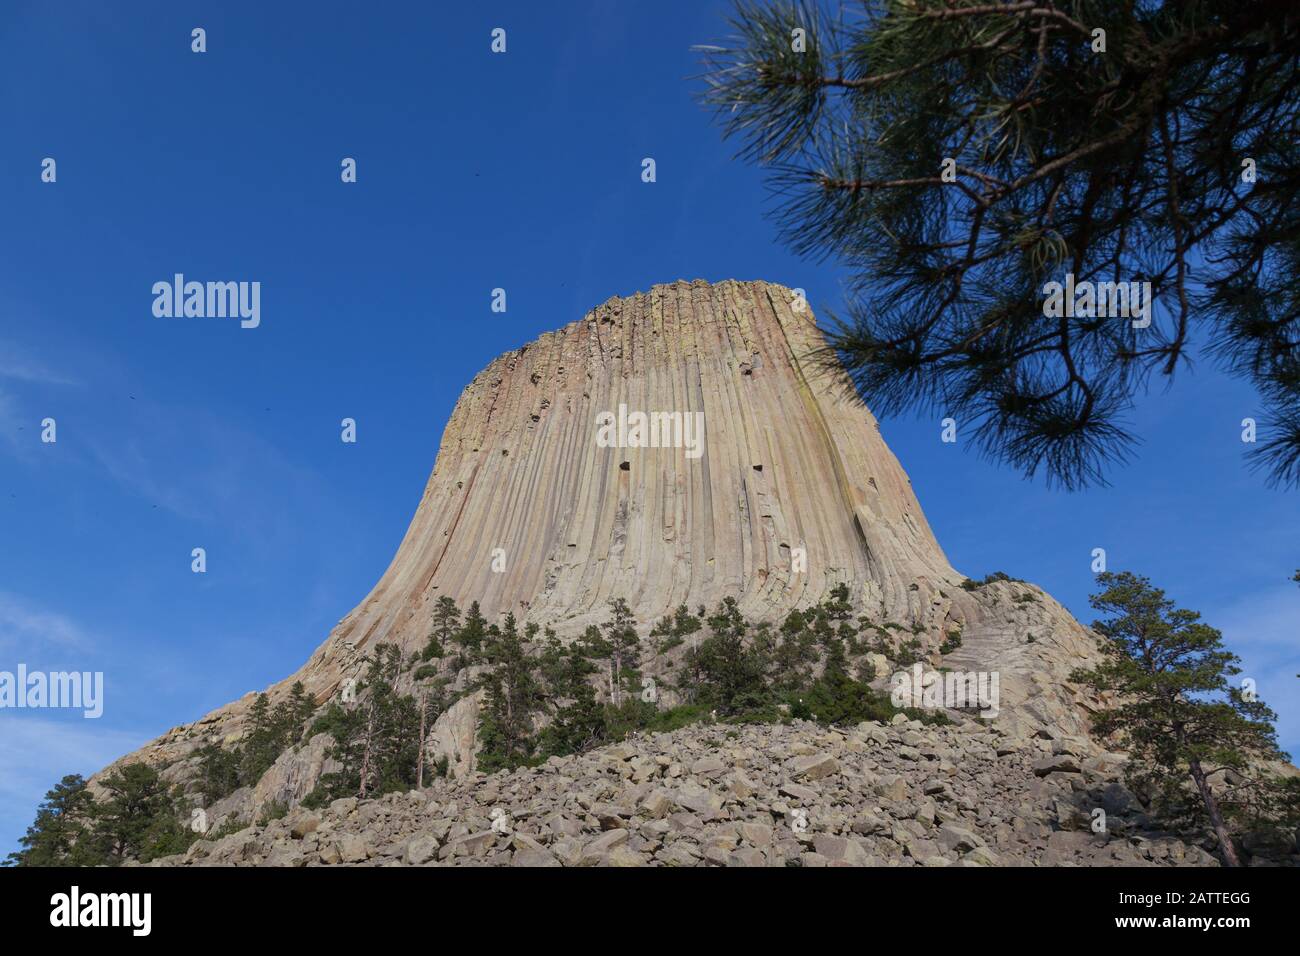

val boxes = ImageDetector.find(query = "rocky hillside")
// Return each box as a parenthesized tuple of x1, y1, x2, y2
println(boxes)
(146, 715, 1234, 868)
(92, 280, 1110, 800)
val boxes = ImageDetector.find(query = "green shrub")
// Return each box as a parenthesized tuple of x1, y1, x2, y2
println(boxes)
(793, 671, 898, 726)
(962, 571, 1023, 590)
(258, 800, 288, 825)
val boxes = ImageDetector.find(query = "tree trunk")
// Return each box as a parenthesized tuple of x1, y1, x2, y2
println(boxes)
(416, 691, 427, 790)
(613, 649, 622, 707)
(358, 705, 376, 800)
(1190, 759, 1241, 867)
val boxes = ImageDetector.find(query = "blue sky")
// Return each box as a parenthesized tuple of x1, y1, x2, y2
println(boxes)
(1, 1, 1295, 855)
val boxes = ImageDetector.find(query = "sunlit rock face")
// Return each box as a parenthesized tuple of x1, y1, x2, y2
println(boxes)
(327, 278, 953, 660)
(94, 279, 1109, 790)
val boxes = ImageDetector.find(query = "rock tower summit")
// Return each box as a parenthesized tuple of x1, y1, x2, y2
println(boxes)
(95, 279, 1106, 790)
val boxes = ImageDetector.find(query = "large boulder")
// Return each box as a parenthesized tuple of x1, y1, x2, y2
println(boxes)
(251, 732, 341, 819)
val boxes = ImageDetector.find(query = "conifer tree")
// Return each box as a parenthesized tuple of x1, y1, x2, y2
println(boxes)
(692, 598, 771, 715)
(239, 692, 281, 784)
(454, 601, 488, 668)
(4, 774, 95, 866)
(477, 613, 544, 771)
(422, 596, 460, 661)
(195, 742, 241, 804)
(698, 0, 1300, 489)
(534, 627, 609, 758)
(1072, 571, 1294, 866)
(310, 644, 423, 801)
(93, 763, 190, 864)
(603, 598, 641, 706)
(774, 608, 819, 691)
(286, 681, 316, 742)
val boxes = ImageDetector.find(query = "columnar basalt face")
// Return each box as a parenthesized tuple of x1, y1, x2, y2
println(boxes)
(314, 279, 958, 673)
(94, 278, 1110, 787)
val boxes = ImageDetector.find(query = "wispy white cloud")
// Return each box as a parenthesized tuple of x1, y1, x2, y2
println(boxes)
(0, 342, 80, 387)
(87, 435, 207, 521)
(0, 592, 91, 655)
(0, 341, 80, 463)
(85, 402, 342, 547)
